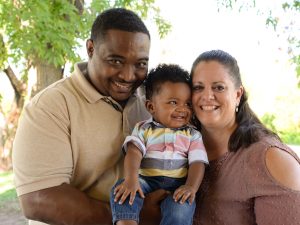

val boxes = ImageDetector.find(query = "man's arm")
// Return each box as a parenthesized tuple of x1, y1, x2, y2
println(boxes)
(19, 183, 111, 225)
(20, 181, 169, 225)
(140, 189, 169, 225)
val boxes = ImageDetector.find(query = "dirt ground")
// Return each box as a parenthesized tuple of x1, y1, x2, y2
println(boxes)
(0, 198, 27, 225)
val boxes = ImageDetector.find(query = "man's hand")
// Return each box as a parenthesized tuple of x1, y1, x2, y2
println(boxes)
(139, 189, 169, 225)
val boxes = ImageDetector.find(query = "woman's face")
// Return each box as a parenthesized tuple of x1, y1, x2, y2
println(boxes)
(192, 61, 243, 131)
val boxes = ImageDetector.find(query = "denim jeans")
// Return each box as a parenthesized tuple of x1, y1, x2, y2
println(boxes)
(110, 175, 196, 225)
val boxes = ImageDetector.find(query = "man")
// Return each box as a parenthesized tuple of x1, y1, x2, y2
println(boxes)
(13, 8, 164, 225)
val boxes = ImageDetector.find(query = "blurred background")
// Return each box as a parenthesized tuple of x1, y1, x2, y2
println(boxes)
(0, 0, 299, 223)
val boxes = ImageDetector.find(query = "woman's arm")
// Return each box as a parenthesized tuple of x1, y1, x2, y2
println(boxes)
(265, 147, 300, 190)
(255, 147, 300, 224)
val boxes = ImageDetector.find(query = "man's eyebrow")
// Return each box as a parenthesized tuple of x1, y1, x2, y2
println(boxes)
(106, 55, 149, 61)
(106, 54, 124, 58)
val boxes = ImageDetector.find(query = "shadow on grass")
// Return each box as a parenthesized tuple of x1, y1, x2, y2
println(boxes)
(0, 172, 27, 225)
(0, 188, 18, 203)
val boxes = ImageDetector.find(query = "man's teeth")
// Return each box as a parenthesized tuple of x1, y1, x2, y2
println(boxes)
(114, 81, 131, 89)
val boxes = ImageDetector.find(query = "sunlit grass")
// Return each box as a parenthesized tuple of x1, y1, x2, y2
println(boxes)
(0, 171, 26, 225)
(0, 171, 17, 202)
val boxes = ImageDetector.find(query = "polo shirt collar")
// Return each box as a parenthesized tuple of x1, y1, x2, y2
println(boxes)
(71, 62, 103, 103)
(145, 117, 192, 130)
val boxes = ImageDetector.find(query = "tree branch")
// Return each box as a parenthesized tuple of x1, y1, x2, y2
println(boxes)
(74, 0, 84, 15)
(3, 65, 26, 107)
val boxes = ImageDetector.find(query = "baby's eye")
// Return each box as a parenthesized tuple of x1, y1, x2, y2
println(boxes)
(185, 102, 192, 108)
(169, 100, 177, 105)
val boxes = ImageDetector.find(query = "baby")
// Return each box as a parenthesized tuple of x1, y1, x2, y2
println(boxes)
(110, 64, 208, 225)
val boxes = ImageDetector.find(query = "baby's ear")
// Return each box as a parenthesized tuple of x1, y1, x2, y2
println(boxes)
(145, 100, 155, 115)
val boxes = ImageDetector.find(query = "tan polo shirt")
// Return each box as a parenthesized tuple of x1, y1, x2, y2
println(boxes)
(13, 62, 150, 224)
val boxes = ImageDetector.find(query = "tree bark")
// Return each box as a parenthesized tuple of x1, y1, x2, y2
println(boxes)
(34, 60, 63, 95)
(1, 65, 27, 170)
(3, 65, 26, 108)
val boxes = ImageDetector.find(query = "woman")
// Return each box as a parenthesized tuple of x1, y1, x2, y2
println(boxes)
(190, 49, 300, 225)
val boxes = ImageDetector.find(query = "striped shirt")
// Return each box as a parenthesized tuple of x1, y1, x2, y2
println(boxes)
(123, 118, 208, 178)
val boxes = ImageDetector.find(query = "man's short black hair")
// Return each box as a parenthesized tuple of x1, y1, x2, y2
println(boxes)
(145, 64, 190, 100)
(91, 8, 150, 44)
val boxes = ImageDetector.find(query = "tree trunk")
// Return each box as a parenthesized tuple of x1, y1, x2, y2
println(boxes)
(1, 65, 27, 171)
(34, 60, 63, 95)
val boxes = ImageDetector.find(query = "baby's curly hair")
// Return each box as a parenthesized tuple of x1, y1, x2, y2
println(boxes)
(144, 64, 190, 100)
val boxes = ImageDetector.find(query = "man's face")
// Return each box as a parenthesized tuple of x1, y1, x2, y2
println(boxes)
(86, 29, 150, 106)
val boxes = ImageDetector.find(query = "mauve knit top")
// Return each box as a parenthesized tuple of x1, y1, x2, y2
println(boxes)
(193, 137, 300, 225)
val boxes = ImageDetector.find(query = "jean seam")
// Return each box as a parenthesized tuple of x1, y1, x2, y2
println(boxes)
(113, 212, 139, 224)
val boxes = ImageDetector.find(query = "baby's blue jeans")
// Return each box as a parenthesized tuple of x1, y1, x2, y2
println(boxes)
(110, 175, 196, 225)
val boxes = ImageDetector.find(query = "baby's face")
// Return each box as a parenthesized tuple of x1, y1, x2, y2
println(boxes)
(147, 81, 192, 128)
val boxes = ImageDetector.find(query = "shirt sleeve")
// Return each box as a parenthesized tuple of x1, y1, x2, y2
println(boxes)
(122, 121, 147, 156)
(12, 89, 73, 196)
(188, 128, 209, 165)
(251, 144, 300, 224)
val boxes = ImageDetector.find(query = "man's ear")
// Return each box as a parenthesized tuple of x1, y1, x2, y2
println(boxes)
(86, 39, 94, 58)
(145, 100, 155, 115)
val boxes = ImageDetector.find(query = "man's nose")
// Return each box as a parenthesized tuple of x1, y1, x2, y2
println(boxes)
(119, 65, 135, 82)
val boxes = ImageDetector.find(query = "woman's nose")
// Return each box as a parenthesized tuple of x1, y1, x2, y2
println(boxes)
(202, 88, 215, 100)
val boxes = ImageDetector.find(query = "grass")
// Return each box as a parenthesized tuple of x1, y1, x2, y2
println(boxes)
(0, 171, 18, 204)
(0, 170, 27, 225)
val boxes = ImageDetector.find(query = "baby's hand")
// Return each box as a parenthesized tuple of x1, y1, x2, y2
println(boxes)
(173, 185, 196, 205)
(114, 178, 145, 205)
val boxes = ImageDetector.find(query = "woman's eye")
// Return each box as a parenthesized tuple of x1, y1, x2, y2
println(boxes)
(213, 85, 225, 92)
(192, 85, 204, 91)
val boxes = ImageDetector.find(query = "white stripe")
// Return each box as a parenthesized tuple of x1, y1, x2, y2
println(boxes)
(144, 151, 187, 160)
(189, 150, 209, 164)
(123, 136, 147, 156)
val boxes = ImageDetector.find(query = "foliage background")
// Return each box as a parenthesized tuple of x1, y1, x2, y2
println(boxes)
(0, 0, 171, 170)
(0, 0, 299, 171)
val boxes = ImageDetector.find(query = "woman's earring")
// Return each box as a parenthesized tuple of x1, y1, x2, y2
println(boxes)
(235, 104, 239, 113)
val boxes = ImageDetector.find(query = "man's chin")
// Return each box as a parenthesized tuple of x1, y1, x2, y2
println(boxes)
(111, 93, 132, 105)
